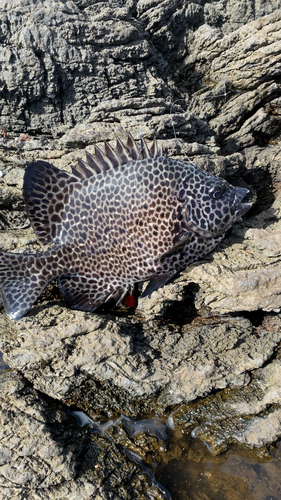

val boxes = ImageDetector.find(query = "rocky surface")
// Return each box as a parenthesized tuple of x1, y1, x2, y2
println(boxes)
(0, 0, 172, 135)
(171, 355, 281, 453)
(1, 0, 281, 499)
(1, 305, 281, 411)
(0, 370, 170, 500)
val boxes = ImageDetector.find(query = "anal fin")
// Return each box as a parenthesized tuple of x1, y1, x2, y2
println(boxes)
(58, 275, 124, 312)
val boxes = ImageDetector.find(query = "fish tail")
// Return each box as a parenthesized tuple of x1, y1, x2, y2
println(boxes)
(0, 251, 51, 321)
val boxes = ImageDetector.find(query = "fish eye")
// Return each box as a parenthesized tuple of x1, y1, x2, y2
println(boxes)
(211, 184, 225, 199)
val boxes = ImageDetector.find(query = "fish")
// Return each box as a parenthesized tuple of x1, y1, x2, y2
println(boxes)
(0, 134, 251, 321)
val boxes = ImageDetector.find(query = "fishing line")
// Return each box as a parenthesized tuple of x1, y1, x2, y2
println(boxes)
(169, 30, 232, 160)
(211, 32, 232, 101)
(169, 98, 196, 165)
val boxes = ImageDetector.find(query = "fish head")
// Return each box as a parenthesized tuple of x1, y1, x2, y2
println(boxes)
(182, 170, 251, 237)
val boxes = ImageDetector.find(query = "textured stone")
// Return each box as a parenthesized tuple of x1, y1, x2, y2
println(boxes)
(174, 357, 281, 453)
(1, 308, 281, 414)
(133, 0, 281, 64)
(0, 371, 168, 500)
(0, 0, 171, 135)
(184, 11, 281, 90)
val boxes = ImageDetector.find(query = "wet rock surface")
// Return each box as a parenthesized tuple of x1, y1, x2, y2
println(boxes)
(171, 354, 281, 454)
(1, 0, 281, 499)
(0, 370, 170, 500)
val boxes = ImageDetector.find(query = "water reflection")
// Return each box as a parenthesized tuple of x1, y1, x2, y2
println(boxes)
(0, 351, 9, 374)
(68, 406, 281, 499)
(156, 433, 281, 500)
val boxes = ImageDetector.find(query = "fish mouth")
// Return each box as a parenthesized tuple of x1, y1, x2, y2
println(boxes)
(233, 187, 252, 218)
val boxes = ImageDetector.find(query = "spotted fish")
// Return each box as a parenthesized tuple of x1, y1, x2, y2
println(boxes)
(0, 135, 251, 320)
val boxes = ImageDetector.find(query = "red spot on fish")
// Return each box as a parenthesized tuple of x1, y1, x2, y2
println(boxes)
(124, 294, 137, 308)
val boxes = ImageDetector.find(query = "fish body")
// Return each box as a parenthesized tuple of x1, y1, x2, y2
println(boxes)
(0, 135, 250, 320)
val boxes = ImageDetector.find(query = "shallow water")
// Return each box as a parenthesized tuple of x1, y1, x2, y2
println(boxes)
(67, 405, 281, 500)
(156, 430, 281, 500)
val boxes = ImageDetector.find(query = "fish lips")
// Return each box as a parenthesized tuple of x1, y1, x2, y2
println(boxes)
(233, 187, 252, 218)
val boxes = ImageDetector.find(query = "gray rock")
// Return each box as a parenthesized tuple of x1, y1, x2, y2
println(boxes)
(0, 371, 103, 499)
(0, 351, 9, 374)
(174, 356, 281, 453)
(0, 370, 169, 500)
(132, 0, 281, 65)
(0, 0, 171, 135)
(183, 11, 281, 90)
(1, 307, 281, 415)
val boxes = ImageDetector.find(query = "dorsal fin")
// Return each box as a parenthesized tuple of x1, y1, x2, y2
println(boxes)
(125, 132, 140, 160)
(77, 135, 162, 180)
(115, 136, 132, 164)
(103, 140, 123, 168)
(24, 160, 79, 245)
(76, 158, 95, 178)
(150, 137, 162, 158)
(24, 137, 162, 244)
(93, 145, 112, 171)
(139, 136, 150, 159)
(85, 150, 105, 174)
(70, 165, 85, 180)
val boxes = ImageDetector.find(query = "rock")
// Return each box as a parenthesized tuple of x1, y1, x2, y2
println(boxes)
(184, 11, 281, 90)
(2, 322, 281, 497)
(1, 307, 281, 416)
(172, 356, 281, 453)
(0, 351, 9, 373)
(0, 370, 168, 500)
(0, 0, 171, 135)
(133, 0, 279, 64)
(0, 371, 102, 499)
(208, 82, 281, 154)
(184, 12, 281, 157)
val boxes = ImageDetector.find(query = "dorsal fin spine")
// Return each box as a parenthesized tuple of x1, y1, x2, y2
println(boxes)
(93, 145, 111, 171)
(85, 151, 103, 174)
(103, 141, 123, 168)
(139, 136, 150, 159)
(126, 132, 141, 160)
(77, 158, 96, 178)
(71, 166, 85, 180)
(76, 134, 162, 180)
(149, 137, 157, 158)
(115, 136, 132, 164)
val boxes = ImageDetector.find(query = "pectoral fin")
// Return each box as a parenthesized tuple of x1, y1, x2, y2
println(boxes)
(140, 272, 175, 298)
(157, 231, 193, 259)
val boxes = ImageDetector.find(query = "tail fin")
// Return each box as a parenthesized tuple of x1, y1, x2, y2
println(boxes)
(0, 252, 49, 320)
